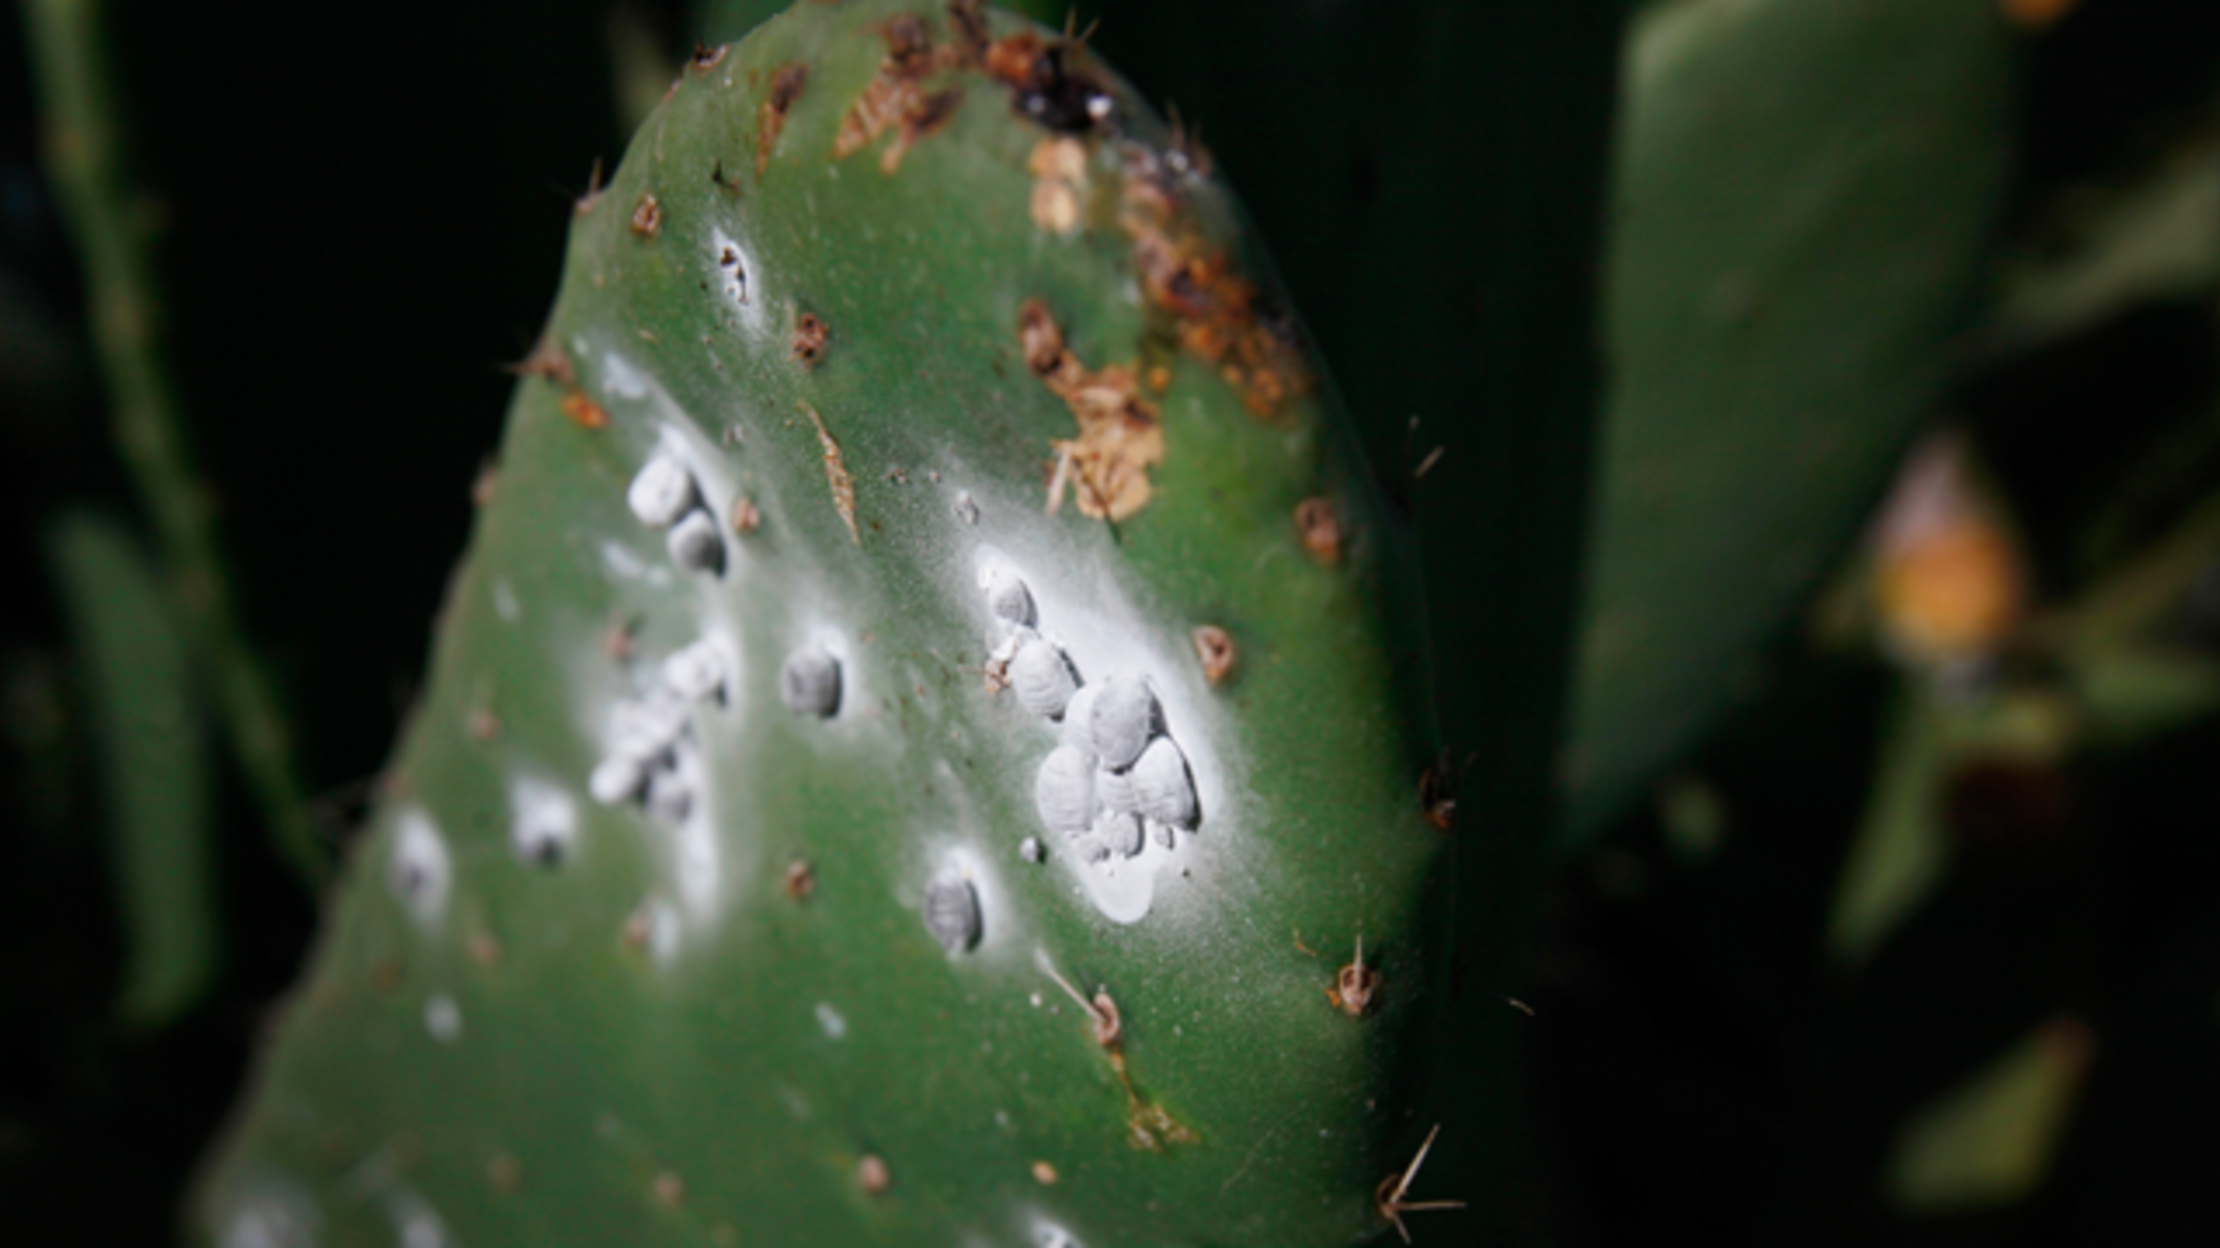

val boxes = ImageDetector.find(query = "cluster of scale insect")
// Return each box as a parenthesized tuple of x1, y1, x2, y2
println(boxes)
(981, 566, 1201, 866)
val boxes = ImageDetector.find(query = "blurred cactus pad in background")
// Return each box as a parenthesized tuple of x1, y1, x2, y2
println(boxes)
(3, 0, 2218, 1245)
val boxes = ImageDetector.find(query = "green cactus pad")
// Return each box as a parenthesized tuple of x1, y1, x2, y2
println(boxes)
(196, 4, 1446, 1245)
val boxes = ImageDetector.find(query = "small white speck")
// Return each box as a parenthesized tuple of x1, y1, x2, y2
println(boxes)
(1029, 991, 1044, 1008)
(953, 491, 979, 524)
(424, 994, 462, 1043)
(627, 456, 699, 529)
(491, 579, 519, 622)
(814, 1002, 847, 1039)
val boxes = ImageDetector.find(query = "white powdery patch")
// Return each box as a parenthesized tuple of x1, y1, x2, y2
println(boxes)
(707, 226, 767, 341)
(600, 350, 649, 400)
(962, 536, 1237, 926)
(491, 578, 520, 622)
(814, 1001, 847, 1040)
(383, 1187, 450, 1248)
(422, 994, 462, 1043)
(385, 809, 451, 930)
(1026, 1214, 1085, 1248)
(509, 774, 579, 866)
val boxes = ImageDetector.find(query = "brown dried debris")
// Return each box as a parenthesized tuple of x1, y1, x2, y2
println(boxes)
(800, 402, 860, 543)
(856, 1154, 891, 1195)
(782, 859, 816, 901)
(982, 28, 1113, 133)
(628, 193, 662, 238)
(833, 15, 967, 173)
(1118, 149, 1309, 419)
(1327, 937, 1381, 1018)
(1020, 299, 1163, 521)
(1295, 496, 1342, 565)
(791, 310, 831, 366)
(559, 390, 610, 430)
(1028, 136, 1088, 234)
(728, 495, 762, 535)
(1190, 625, 1236, 687)
(755, 63, 810, 176)
(689, 43, 728, 72)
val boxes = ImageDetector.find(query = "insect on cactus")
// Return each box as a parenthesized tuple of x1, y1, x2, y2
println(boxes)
(193, 2, 1458, 1244)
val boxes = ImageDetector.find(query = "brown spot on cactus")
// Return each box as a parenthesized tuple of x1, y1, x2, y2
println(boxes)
(1028, 136, 1087, 234)
(856, 1154, 891, 1195)
(981, 28, 1112, 132)
(1872, 434, 2023, 667)
(728, 495, 762, 535)
(1030, 1160, 1058, 1185)
(559, 390, 609, 430)
(628, 193, 661, 238)
(1327, 937, 1380, 1018)
(509, 336, 575, 388)
(486, 1153, 522, 1193)
(1019, 299, 1163, 521)
(791, 311, 830, 366)
(756, 63, 810, 176)
(653, 1171, 687, 1208)
(689, 43, 727, 72)
(468, 932, 504, 969)
(1295, 496, 1341, 565)
(469, 459, 499, 508)
(1118, 155, 1308, 419)
(1190, 624, 1236, 687)
(835, 15, 967, 173)
(782, 859, 816, 901)
(1374, 1125, 1465, 1243)
(800, 403, 859, 543)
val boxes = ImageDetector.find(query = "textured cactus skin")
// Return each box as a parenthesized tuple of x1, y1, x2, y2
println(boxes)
(195, 4, 1443, 1245)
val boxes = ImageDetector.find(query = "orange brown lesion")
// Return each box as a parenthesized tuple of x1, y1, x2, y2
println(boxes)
(754, 63, 810, 177)
(833, 13, 969, 173)
(1326, 936, 1381, 1018)
(1118, 146, 1311, 420)
(1020, 299, 1164, 522)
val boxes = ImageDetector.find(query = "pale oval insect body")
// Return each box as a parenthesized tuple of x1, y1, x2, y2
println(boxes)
(626, 456, 699, 528)
(924, 872, 982, 953)
(1011, 635, 1081, 721)
(780, 646, 843, 718)
(1129, 736, 1199, 830)
(1088, 675, 1161, 770)
(666, 510, 726, 575)
(1033, 745, 1097, 833)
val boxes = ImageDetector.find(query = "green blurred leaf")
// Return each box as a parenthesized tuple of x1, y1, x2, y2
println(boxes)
(1565, 0, 2018, 843)
(46, 511, 217, 1029)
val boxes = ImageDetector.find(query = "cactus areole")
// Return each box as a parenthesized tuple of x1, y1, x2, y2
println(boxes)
(198, 3, 1449, 1244)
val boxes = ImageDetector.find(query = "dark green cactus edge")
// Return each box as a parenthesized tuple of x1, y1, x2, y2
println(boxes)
(196, 4, 1447, 1246)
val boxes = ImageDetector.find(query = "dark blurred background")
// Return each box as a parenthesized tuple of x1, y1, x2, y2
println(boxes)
(3, 1, 2217, 1243)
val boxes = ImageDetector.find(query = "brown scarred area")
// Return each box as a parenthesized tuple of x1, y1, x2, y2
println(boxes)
(833, 14, 969, 173)
(782, 860, 816, 901)
(1295, 496, 1342, 565)
(791, 311, 831, 366)
(1020, 299, 1163, 521)
(1327, 939, 1381, 1018)
(728, 495, 762, 535)
(981, 29, 1113, 133)
(800, 402, 860, 543)
(1028, 136, 1087, 234)
(1119, 144, 1310, 419)
(755, 63, 810, 176)
(689, 43, 727, 72)
(1190, 624, 1236, 687)
(559, 390, 609, 430)
(628, 193, 662, 238)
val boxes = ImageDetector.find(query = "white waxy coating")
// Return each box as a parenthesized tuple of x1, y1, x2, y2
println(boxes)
(1094, 763, 1137, 815)
(387, 811, 451, 925)
(661, 639, 727, 703)
(1011, 635, 1081, 721)
(1095, 808, 1145, 859)
(1087, 675, 1161, 770)
(423, 994, 462, 1043)
(610, 689, 690, 761)
(1129, 736, 1200, 830)
(779, 646, 842, 717)
(588, 754, 646, 805)
(644, 767, 693, 824)
(924, 871, 982, 953)
(982, 567, 1039, 630)
(1073, 832, 1111, 864)
(666, 509, 725, 574)
(626, 456, 698, 528)
(1032, 745, 1097, 834)
(1019, 836, 1046, 863)
(1058, 683, 1101, 751)
(510, 777, 578, 865)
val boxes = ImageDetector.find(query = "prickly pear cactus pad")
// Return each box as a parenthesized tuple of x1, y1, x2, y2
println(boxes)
(196, 3, 1446, 1245)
